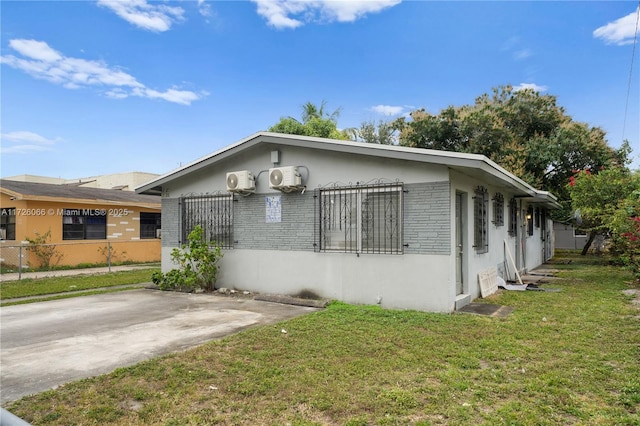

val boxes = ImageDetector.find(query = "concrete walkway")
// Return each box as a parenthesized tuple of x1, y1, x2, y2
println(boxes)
(0, 264, 157, 282)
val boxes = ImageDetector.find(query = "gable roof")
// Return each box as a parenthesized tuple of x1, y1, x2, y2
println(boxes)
(136, 132, 560, 208)
(1, 179, 160, 208)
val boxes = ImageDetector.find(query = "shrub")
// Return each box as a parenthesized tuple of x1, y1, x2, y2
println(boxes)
(152, 225, 223, 292)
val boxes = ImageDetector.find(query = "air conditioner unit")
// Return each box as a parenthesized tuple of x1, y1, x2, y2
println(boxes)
(156, 228, 162, 239)
(269, 166, 302, 190)
(226, 170, 255, 192)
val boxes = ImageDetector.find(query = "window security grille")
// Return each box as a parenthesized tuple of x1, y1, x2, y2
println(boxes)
(473, 186, 489, 253)
(181, 193, 233, 248)
(315, 183, 403, 254)
(492, 192, 504, 226)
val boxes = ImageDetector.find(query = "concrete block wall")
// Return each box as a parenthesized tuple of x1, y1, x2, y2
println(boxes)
(404, 182, 451, 255)
(161, 197, 180, 248)
(234, 192, 315, 251)
(163, 181, 452, 256)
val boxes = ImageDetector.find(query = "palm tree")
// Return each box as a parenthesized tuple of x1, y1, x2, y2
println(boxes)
(301, 100, 341, 124)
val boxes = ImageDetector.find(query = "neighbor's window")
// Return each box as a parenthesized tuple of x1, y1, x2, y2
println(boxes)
(140, 212, 161, 239)
(474, 186, 489, 253)
(317, 183, 403, 254)
(508, 198, 517, 236)
(62, 209, 107, 240)
(181, 193, 233, 248)
(574, 228, 587, 237)
(0, 207, 16, 240)
(492, 192, 504, 226)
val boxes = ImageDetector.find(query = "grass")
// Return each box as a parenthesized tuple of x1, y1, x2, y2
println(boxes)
(0, 268, 159, 301)
(5, 252, 640, 425)
(0, 261, 160, 274)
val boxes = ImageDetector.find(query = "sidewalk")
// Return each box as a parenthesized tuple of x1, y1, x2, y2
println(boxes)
(0, 264, 158, 282)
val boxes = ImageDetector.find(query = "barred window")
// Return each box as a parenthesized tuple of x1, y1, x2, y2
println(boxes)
(181, 193, 233, 248)
(316, 183, 403, 254)
(508, 198, 517, 236)
(474, 186, 488, 253)
(492, 192, 504, 226)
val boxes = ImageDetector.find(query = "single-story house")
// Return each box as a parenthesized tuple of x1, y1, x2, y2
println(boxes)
(0, 180, 161, 269)
(137, 132, 559, 312)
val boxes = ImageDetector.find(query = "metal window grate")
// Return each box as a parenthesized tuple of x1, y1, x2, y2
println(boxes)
(180, 193, 233, 248)
(315, 183, 403, 254)
(473, 186, 489, 253)
(492, 192, 504, 226)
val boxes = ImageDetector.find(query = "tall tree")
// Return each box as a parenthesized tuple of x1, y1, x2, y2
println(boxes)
(392, 85, 630, 219)
(268, 101, 350, 140)
(354, 120, 397, 145)
(569, 167, 640, 260)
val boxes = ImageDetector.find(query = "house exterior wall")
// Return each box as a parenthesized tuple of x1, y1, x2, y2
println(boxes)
(156, 141, 555, 312)
(0, 192, 160, 268)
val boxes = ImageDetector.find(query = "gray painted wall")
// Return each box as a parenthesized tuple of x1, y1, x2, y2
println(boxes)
(157, 142, 552, 312)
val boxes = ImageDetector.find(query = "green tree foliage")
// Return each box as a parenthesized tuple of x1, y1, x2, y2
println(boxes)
(269, 101, 350, 140)
(568, 168, 640, 275)
(152, 225, 223, 292)
(392, 85, 630, 219)
(354, 120, 397, 145)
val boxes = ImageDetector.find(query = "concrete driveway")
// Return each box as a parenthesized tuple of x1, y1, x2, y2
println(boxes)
(0, 289, 318, 404)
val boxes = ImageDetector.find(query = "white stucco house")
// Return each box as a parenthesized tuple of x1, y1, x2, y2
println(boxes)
(137, 132, 559, 312)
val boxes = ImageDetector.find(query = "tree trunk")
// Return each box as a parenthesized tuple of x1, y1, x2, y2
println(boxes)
(581, 230, 597, 255)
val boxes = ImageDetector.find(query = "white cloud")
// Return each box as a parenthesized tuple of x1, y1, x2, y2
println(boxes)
(251, 0, 401, 29)
(198, 0, 213, 18)
(513, 83, 548, 92)
(370, 104, 411, 116)
(0, 131, 60, 154)
(1, 39, 205, 105)
(594, 7, 640, 46)
(97, 0, 185, 32)
(513, 48, 533, 60)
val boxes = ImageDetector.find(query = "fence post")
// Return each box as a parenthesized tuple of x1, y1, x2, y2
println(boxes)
(18, 245, 22, 280)
(108, 241, 111, 272)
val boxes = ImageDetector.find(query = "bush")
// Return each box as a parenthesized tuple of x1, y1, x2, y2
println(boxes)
(152, 226, 223, 292)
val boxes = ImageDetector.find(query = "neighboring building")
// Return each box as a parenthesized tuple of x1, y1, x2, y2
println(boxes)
(553, 222, 587, 250)
(0, 180, 161, 269)
(137, 132, 559, 312)
(3, 172, 160, 192)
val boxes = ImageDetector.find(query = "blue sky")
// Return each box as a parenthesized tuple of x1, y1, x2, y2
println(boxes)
(1, 1, 639, 180)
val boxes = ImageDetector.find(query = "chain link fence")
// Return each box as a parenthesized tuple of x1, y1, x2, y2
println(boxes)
(0, 240, 160, 279)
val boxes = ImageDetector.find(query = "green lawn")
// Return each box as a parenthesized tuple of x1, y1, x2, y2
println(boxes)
(6, 253, 640, 425)
(0, 268, 159, 301)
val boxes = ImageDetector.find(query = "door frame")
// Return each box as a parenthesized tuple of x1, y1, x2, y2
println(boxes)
(455, 191, 467, 295)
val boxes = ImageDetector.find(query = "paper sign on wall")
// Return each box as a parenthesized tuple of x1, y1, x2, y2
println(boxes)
(265, 195, 281, 223)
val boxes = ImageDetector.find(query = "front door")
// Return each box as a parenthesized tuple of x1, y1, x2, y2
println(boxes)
(455, 192, 465, 295)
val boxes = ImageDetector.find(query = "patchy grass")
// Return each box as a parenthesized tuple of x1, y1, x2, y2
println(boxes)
(0, 268, 159, 300)
(6, 254, 640, 425)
